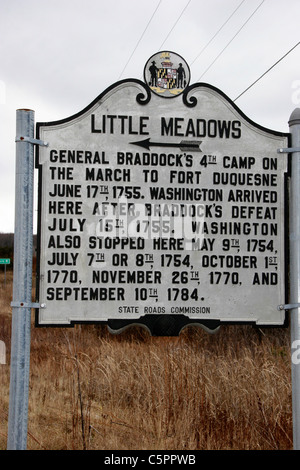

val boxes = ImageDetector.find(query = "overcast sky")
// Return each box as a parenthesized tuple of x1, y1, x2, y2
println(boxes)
(0, 0, 299, 233)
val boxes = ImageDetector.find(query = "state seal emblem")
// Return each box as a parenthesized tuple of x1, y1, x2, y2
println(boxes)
(144, 51, 190, 98)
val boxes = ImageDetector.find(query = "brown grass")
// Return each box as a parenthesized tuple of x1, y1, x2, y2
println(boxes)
(0, 270, 293, 450)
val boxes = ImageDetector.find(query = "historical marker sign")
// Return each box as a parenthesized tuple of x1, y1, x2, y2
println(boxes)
(35, 51, 289, 332)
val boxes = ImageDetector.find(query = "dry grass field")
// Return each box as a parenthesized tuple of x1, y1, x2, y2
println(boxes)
(0, 269, 293, 450)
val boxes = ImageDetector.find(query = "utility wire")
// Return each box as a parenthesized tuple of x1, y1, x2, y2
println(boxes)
(158, 0, 192, 50)
(117, 0, 162, 80)
(190, 0, 247, 66)
(234, 41, 300, 101)
(197, 0, 265, 81)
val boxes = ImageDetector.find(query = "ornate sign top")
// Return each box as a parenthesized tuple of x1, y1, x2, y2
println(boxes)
(144, 51, 190, 98)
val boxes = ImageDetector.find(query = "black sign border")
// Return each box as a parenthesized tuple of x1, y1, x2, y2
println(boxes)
(35, 79, 291, 335)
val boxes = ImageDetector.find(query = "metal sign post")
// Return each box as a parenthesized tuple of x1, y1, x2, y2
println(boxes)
(289, 108, 300, 450)
(7, 109, 35, 450)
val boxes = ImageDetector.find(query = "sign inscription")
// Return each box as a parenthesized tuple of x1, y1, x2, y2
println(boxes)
(35, 52, 289, 330)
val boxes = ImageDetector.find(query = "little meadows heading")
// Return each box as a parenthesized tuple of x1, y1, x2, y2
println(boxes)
(91, 114, 242, 138)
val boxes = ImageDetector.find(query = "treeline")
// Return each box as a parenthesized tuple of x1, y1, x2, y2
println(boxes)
(0, 233, 37, 268)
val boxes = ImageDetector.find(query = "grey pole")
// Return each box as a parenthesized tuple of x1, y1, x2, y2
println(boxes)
(289, 108, 300, 450)
(7, 109, 35, 450)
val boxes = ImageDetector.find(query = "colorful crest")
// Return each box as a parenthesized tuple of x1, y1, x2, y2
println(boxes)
(144, 51, 190, 98)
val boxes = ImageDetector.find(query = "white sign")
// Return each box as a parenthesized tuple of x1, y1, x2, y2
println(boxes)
(35, 52, 289, 329)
